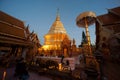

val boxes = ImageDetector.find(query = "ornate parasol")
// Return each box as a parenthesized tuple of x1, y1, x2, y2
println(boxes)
(76, 11, 96, 55)
(76, 11, 96, 27)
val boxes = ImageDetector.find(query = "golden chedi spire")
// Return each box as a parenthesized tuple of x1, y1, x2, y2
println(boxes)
(42, 9, 71, 57)
(48, 9, 67, 34)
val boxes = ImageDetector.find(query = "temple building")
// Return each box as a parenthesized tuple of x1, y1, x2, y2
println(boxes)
(0, 11, 41, 63)
(95, 7, 120, 61)
(42, 11, 71, 57)
(0, 11, 32, 57)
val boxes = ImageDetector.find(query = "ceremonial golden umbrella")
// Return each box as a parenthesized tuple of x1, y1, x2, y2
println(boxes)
(76, 11, 96, 55)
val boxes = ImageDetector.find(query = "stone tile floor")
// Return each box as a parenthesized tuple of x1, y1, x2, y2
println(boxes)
(0, 60, 120, 80)
(103, 60, 120, 80)
(0, 67, 52, 80)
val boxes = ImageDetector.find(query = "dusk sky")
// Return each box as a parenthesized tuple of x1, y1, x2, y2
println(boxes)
(0, 0, 120, 46)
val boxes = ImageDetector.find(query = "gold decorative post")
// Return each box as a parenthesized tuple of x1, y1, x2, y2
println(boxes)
(2, 71, 6, 80)
(85, 17, 92, 55)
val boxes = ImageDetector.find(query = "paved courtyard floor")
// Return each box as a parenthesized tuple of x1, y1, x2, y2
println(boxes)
(103, 60, 120, 80)
(0, 67, 52, 80)
(1, 60, 120, 80)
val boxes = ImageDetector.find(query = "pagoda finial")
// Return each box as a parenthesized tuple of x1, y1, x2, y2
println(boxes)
(56, 8, 60, 21)
(57, 8, 59, 16)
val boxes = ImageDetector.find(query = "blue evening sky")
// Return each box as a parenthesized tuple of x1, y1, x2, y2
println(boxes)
(0, 0, 120, 46)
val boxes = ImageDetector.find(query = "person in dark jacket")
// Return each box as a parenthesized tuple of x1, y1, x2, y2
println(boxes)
(14, 57, 29, 80)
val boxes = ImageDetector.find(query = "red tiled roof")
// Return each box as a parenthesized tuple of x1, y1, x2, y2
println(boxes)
(0, 11, 33, 46)
(109, 7, 120, 17)
(97, 13, 120, 26)
(0, 11, 25, 29)
(0, 34, 33, 47)
(97, 7, 120, 26)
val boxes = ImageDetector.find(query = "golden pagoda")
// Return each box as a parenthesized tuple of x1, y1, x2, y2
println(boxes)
(42, 10, 71, 57)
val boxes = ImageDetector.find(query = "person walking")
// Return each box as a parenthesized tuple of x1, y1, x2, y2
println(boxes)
(14, 57, 29, 80)
(80, 70, 87, 80)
